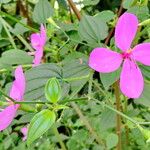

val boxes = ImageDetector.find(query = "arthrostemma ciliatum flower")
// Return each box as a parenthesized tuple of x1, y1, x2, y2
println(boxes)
(0, 66, 26, 131)
(31, 24, 47, 66)
(89, 12, 150, 98)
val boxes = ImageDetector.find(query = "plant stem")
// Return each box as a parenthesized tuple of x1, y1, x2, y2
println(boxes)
(0, 89, 15, 103)
(92, 98, 138, 125)
(67, 0, 81, 20)
(124, 96, 129, 145)
(70, 102, 105, 146)
(0, 89, 88, 105)
(0, 64, 32, 73)
(0, 11, 38, 32)
(63, 74, 90, 82)
(88, 71, 93, 100)
(69, 91, 105, 147)
(53, 125, 67, 150)
(1, 17, 34, 52)
(0, 17, 17, 50)
(104, 0, 124, 45)
(114, 81, 122, 150)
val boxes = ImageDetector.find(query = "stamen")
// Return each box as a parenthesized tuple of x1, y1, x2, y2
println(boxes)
(126, 49, 132, 54)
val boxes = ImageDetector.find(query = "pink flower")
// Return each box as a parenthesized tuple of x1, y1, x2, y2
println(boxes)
(89, 12, 150, 98)
(31, 24, 47, 66)
(21, 126, 28, 141)
(0, 66, 26, 131)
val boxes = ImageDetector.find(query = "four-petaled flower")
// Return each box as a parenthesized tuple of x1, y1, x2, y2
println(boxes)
(89, 12, 150, 98)
(31, 24, 47, 66)
(0, 66, 26, 131)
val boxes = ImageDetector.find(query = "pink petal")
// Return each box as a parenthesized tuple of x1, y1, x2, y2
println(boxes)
(115, 13, 138, 51)
(9, 66, 26, 101)
(40, 24, 46, 46)
(0, 105, 17, 131)
(31, 25, 46, 51)
(132, 43, 150, 66)
(21, 127, 28, 141)
(33, 47, 43, 66)
(89, 48, 122, 73)
(120, 59, 144, 98)
(31, 33, 42, 50)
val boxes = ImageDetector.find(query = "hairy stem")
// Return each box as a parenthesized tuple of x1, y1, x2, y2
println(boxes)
(123, 96, 129, 146)
(0, 17, 17, 50)
(53, 125, 67, 150)
(67, 0, 81, 20)
(70, 102, 105, 146)
(92, 98, 138, 125)
(114, 81, 122, 150)
(0, 11, 37, 32)
(0, 64, 32, 73)
(0, 89, 88, 104)
(104, 0, 124, 45)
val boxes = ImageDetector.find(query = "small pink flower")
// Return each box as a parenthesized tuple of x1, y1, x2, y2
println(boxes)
(89, 12, 150, 98)
(31, 24, 47, 66)
(21, 126, 28, 141)
(0, 66, 26, 131)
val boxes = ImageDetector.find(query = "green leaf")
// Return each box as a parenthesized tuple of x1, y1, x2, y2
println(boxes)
(57, 0, 68, 9)
(62, 52, 90, 95)
(33, 0, 54, 24)
(25, 63, 66, 101)
(135, 83, 150, 107)
(140, 65, 150, 81)
(100, 69, 120, 89)
(0, 39, 10, 48)
(100, 108, 116, 131)
(106, 133, 118, 149)
(78, 15, 108, 44)
(25, 54, 89, 102)
(131, 0, 148, 6)
(11, 19, 29, 35)
(82, 0, 100, 6)
(123, 0, 134, 9)
(94, 10, 115, 23)
(0, 50, 33, 67)
(45, 78, 61, 103)
(27, 109, 56, 145)
(127, 6, 149, 21)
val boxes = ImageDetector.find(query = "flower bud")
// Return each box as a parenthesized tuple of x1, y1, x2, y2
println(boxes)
(19, 104, 36, 113)
(45, 78, 61, 103)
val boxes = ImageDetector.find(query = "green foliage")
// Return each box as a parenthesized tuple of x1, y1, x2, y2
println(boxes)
(136, 83, 150, 107)
(0, 0, 11, 4)
(82, 0, 100, 6)
(100, 69, 120, 89)
(78, 15, 108, 46)
(0, 50, 33, 69)
(33, 0, 54, 24)
(106, 133, 118, 149)
(27, 110, 56, 145)
(95, 10, 115, 23)
(0, 0, 150, 149)
(11, 19, 29, 35)
(24, 63, 66, 101)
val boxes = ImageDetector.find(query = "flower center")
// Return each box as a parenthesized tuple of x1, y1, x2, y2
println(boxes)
(121, 49, 132, 59)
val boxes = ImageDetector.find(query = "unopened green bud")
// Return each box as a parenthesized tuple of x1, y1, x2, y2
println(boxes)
(19, 104, 36, 113)
(47, 17, 60, 29)
(45, 78, 61, 103)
